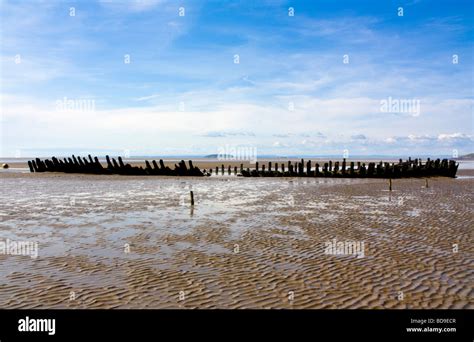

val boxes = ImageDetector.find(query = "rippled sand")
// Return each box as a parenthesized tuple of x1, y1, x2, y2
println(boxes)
(0, 172, 472, 308)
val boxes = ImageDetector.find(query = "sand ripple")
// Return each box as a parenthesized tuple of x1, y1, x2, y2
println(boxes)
(0, 173, 472, 308)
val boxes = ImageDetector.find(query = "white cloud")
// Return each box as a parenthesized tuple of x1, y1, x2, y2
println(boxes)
(437, 133, 473, 141)
(2, 92, 473, 156)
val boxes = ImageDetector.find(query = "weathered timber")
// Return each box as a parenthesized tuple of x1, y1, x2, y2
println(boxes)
(27, 156, 459, 178)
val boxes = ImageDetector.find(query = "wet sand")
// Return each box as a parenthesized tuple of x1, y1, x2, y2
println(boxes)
(0, 172, 472, 308)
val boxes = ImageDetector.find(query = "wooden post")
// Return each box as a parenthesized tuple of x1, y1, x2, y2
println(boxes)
(368, 162, 375, 177)
(94, 157, 103, 171)
(39, 159, 47, 171)
(159, 159, 166, 170)
(145, 160, 152, 171)
(77, 157, 84, 168)
(190, 191, 194, 205)
(425, 178, 429, 188)
(118, 156, 125, 168)
(377, 161, 383, 176)
(389, 179, 392, 191)
(152, 160, 159, 172)
(51, 157, 59, 172)
(45, 159, 54, 171)
(105, 155, 113, 169)
(32, 160, 39, 172)
(112, 158, 120, 169)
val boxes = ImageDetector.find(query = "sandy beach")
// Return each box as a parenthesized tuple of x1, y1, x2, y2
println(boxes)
(0, 170, 472, 309)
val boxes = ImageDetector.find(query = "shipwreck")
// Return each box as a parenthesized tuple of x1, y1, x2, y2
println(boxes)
(27, 155, 459, 178)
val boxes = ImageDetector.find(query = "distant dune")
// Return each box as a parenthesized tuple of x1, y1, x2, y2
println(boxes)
(456, 153, 474, 160)
(204, 154, 234, 159)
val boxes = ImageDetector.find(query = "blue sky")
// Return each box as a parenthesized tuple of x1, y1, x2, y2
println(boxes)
(1, 0, 473, 157)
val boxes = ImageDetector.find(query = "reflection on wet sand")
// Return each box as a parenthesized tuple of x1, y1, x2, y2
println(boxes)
(0, 173, 472, 308)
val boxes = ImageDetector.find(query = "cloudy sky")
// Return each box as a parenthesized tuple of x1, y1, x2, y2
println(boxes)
(1, 0, 473, 157)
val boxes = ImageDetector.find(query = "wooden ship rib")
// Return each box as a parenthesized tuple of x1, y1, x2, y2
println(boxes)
(27, 155, 459, 178)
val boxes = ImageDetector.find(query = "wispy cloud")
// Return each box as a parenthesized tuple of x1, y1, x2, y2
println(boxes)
(99, 0, 167, 12)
